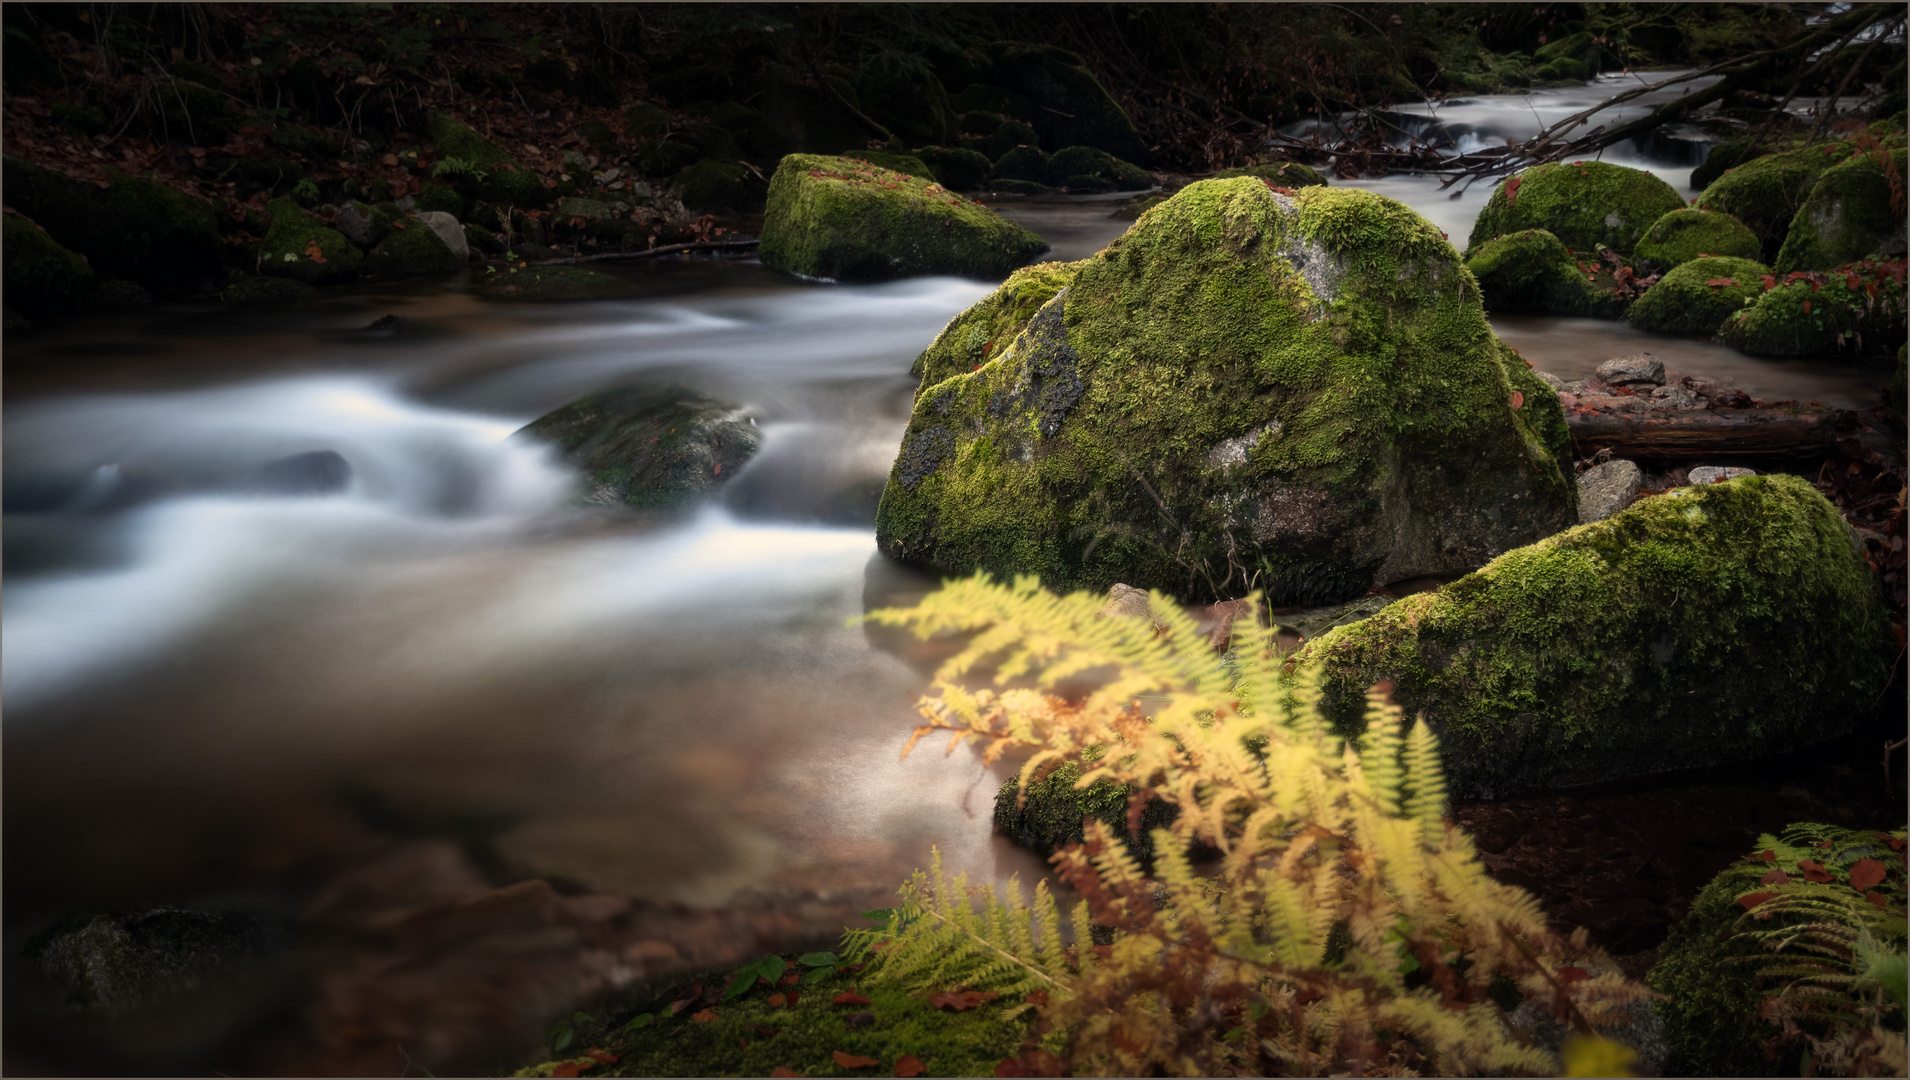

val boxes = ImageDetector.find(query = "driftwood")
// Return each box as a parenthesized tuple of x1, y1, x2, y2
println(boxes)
(1565, 404, 1840, 461)
(526, 237, 760, 267)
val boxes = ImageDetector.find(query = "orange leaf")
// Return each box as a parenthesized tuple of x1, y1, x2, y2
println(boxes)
(1555, 966, 1589, 984)
(691, 1008, 718, 1023)
(1509, 390, 1524, 409)
(895, 1055, 925, 1077)
(1739, 890, 1778, 911)
(1850, 858, 1887, 891)
(552, 1064, 583, 1079)
(832, 992, 872, 1006)
(586, 1049, 618, 1064)
(767, 993, 786, 1007)
(929, 989, 1001, 1011)
(770, 1069, 804, 1078)
(1798, 859, 1834, 883)
(833, 1051, 881, 1068)
(781, 973, 801, 986)
(1802, 299, 1812, 314)
(392, 220, 407, 229)
(1026, 990, 1049, 1007)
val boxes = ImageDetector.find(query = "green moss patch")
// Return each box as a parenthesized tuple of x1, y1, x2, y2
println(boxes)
(1300, 474, 1889, 798)
(427, 111, 551, 208)
(1718, 258, 1908, 357)
(913, 146, 992, 192)
(1047, 146, 1151, 191)
(1625, 255, 1768, 335)
(910, 259, 1088, 391)
(994, 757, 1176, 866)
(259, 197, 363, 285)
(673, 158, 754, 213)
(1466, 160, 1685, 256)
(1699, 142, 1861, 260)
(1464, 228, 1628, 318)
(2, 213, 92, 319)
(1212, 161, 1329, 189)
(367, 219, 461, 278)
(516, 384, 760, 510)
(1774, 146, 1910, 273)
(1632, 208, 1761, 272)
(875, 178, 1576, 605)
(759, 154, 1049, 283)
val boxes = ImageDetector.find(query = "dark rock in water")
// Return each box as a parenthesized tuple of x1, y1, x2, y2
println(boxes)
(364, 314, 404, 333)
(518, 385, 761, 509)
(243, 450, 352, 495)
(27, 907, 280, 1011)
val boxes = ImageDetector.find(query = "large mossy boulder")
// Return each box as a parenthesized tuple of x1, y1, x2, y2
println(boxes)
(426, 112, 551, 208)
(1465, 228, 1627, 317)
(1699, 143, 1859, 260)
(2, 214, 93, 319)
(259, 197, 363, 285)
(758, 154, 1049, 282)
(989, 44, 1147, 164)
(875, 179, 1577, 605)
(1632, 208, 1761, 272)
(1300, 474, 1889, 799)
(1718, 258, 1908, 358)
(367, 217, 462, 277)
(1773, 146, 1910, 273)
(909, 259, 1087, 390)
(1466, 161, 1686, 256)
(1625, 255, 1767, 335)
(1647, 823, 1907, 1078)
(1, 157, 221, 289)
(517, 384, 761, 510)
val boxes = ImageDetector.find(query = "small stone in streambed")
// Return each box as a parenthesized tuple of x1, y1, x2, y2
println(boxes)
(243, 450, 352, 496)
(517, 384, 760, 510)
(1577, 459, 1643, 523)
(1688, 466, 1756, 485)
(1648, 384, 1703, 409)
(1595, 353, 1665, 389)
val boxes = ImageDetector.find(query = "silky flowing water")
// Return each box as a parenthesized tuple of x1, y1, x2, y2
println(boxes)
(1, 79, 1893, 1072)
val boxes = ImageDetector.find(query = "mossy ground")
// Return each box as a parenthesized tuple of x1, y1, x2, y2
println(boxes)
(1300, 474, 1889, 798)
(758, 154, 1049, 282)
(1464, 228, 1628, 318)
(1631, 208, 1761, 272)
(1719, 258, 1909, 357)
(876, 178, 1575, 604)
(910, 259, 1088, 389)
(516, 966, 1031, 1078)
(260, 197, 363, 284)
(1774, 146, 1910, 273)
(1699, 142, 1860, 260)
(1466, 160, 1685, 256)
(427, 111, 552, 208)
(1625, 255, 1768, 335)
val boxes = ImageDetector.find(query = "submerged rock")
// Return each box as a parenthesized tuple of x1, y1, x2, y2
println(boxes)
(1632, 208, 1761, 273)
(1300, 473, 1888, 798)
(1625, 256, 1767, 335)
(518, 384, 760, 509)
(758, 153, 1049, 282)
(221, 275, 315, 307)
(1773, 146, 1910, 272)
(1464, 228, 1627, 318)
(876, 178, 1577, 604)
(477, 266, 628, 301)
(1467, 161, 1686, 256)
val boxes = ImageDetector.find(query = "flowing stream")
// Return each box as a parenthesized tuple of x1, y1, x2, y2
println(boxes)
(1, 81, 1892, 1064)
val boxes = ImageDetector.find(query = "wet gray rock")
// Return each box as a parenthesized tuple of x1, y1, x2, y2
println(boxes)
(1648, 384, 1702, 409)
(331, 202, 377, 247)
(1688, 465, 1757, 485)
(1595, 353, 1665, 389)
(1097, 582, 1167, 632)
(517, 384, 761, 510)
(1535, 370, 1567, 392)
(1578, 459, 1643, 523)
(413, 211, 469, 262)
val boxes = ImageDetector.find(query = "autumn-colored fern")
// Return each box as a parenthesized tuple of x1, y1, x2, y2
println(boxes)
(855, 574, 1652, 1076)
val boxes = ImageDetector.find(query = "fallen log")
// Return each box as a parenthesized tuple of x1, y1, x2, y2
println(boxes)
(525, 237, 761, 267)
(1564, 403, 1841, 461)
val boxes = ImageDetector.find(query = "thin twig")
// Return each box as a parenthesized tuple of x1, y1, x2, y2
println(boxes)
(524, 237, 760, 266)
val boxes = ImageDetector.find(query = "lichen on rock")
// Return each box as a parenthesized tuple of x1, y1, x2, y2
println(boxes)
(1298, 473, 1888, 799)
(1626, 255, 1768, 335)
(1632, 208, 1762, 273)
(876, 178, 1577, 605)
(758, 153, 1049, 282)
(1773, 145, 1910, 273)
(1465, 228, 1630, 318)
(1466, 160, 1686, 256)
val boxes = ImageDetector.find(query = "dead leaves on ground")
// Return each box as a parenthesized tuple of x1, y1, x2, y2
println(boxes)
(928, 988, 1000, 1011)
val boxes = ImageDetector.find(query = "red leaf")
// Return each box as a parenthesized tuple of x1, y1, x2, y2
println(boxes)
(1802, 299, 1812, 315)
(1759, 849, 1777, 862)
(1026, 990, 1049, 1007)
(1798, 859, 1834, 883)
(785, 991, 800, 1006)
(781, 973, 801, 986)
(552, 1064, 583, 1079)
(1739, 890, 1778, 911)
(1759, 869, 1790, 885)
(767, 993, 786, 1007)
(771, 1069, 804, 1078)
(1504, 175, 1522, 205)
(1883, 834, 1905, 852)
(1869, 891, 1890, 908)
(930, 989, 1001, 1011)
(833, 1051, 881, 1068)
(1705, 278, 1738, 288)
(1510, 390, 1524, 409)
(832, 992, 872, 1006)
(1850, 858, 1887, 891)
(691, 1008, 718, 1023)
(1555, 966, 1590, 984)
(586, 1049, 618, 1064)
(895, 1056, 926, 1077)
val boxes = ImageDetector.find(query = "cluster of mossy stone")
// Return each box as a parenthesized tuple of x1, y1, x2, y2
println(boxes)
(1461, 122, 1907, 358)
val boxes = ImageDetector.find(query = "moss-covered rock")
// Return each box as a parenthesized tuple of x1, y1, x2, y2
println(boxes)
(2, 213, 93, 319)
(1300, 474, 1889, 798)
(1047, 146, 1152, 191)
(1466, 161, 1686, 256)
(1, 157, 221, 288)
(992, 145, 1053, 186)
(1212, 161, 1330, 189)
(912, 145, 992, 191)
(477, 265, 629, 301)
(258, 197, 363, 285)
(1690, 135, 1778, 191)
(367, 218, 462, 278)
(1465, 228, 1628, 317)
(1718, 258, 1909, 357)
(426, 112, 551, 209)
(1632, 208, 1761, 272)
(841, 150, 931, 179)
(517, 384, 760, 510)
(1699, 142, 1860, 260)
(672, 158, 753, 213)
(1110, 192, 1169, 221)
(990, 43, 1147, 164)
(1625, 255, 1768, 335)
(985, 118, 1041, 162)
(909, 260, 1089, 390)
(994, 758, 1177, 867)
(637, 138, 703, 179)
(759, 154, 1049, 283)
(1773, 146, 1910, 273)
(221, 275, 315, 307)
(415, 181, 467, 218)
(1647, 823, 1908, 1078)
(87, 278, 152, 313)
(875, 179, 1577, 604)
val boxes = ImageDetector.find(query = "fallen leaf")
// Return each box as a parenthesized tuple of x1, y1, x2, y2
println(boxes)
(586, 1049, 618, 1064)
(1849, 858, 1887, 891)
(770, 1069, 804, 1078)
(1759, 849, 1777, 862)
(1026, 990, 1049, 1007)
(1797, 859, 1835, 883)
(1738, 890, 1778, 912)
(930, 989, 1001, 1011)
(1555, 966, 1589, 984)
(832, 992, 872, 1006)
(1881, 834, 1905, 852)
(767, 993, 786, 1007)
(1759, 869, 1789, 885)
(691, 1008, 718, 1023)
(1868, 891, 1890, 908)
(1509, 390, 1524, 409)
(552, 1063, 583, 1079)
(781, 973, 802, 986)
(895, 1055, 926, 1077)
(833, 1051, 881, 1068)
(785, 991, 800, 1006)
